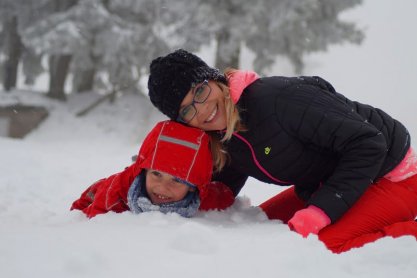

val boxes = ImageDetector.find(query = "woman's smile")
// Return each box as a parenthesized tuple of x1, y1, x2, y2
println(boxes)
(204, 104, 218, 123)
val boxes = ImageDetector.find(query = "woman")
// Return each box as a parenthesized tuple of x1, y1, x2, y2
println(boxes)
(71, 120, 234, 218)
(147, 49, 417, 253)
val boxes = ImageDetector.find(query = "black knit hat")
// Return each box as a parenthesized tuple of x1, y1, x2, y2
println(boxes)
(148, 49, 227, 120)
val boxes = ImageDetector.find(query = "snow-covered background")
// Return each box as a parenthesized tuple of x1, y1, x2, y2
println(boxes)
(1, 0, 417, 277)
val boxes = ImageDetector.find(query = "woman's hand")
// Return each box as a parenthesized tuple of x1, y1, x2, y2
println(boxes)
(288, 205, 331, 237)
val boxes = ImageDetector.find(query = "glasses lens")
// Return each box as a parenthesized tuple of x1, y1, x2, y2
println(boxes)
(194, 81, 210, 103)
(180, 105, 196, 123)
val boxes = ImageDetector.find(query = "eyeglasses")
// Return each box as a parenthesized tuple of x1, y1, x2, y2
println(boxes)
(177, 80, 211, 123)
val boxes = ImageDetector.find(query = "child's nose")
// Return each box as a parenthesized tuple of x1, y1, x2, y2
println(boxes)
(158, 180, 175, 192)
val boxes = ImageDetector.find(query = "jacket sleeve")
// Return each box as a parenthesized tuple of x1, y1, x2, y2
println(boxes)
(70, 179, 105, 213)
(71, 166, 135, 218)
(276, 82, 387, 222)
(212, 163, 249, 197)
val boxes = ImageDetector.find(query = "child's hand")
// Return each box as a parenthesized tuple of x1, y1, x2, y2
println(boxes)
(199, 181, 235, 210)
(71, 180, 104, 211)
(288, 205, 331, 237)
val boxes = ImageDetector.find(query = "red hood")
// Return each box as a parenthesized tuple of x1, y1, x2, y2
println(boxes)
(70, 120, 233, 218)
(227, 70, 259, 104)
(134, 121, 213, 189)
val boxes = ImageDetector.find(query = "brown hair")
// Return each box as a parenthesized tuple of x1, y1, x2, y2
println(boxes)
(209, 68, 246, 172)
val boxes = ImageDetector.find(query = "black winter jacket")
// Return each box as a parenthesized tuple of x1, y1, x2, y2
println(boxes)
(213, 76, 410, 222)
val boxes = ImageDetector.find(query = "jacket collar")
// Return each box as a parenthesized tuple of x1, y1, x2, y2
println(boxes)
(228, 70, 259, 103)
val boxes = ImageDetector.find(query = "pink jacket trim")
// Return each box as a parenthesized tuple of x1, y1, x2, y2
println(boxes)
(227, 70, 259, 104)
(232, 132, 291, 185)
(384, 147, 417, 182)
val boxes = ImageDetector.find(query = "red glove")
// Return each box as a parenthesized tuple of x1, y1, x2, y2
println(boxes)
(288, 205, 331, 237)
(198, 181, 235, 211)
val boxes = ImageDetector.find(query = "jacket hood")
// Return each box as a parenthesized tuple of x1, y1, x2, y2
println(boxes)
(227, 70, 259, 103)
(134, 121, 213, 189)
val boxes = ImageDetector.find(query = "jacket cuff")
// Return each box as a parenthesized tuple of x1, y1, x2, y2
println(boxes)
(307, 187, 350, 223)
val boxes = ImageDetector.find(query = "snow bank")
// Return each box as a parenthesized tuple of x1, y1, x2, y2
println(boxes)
(1, 0, 417, 277)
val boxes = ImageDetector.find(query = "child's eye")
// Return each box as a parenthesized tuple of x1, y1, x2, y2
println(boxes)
(151, 171, 162, 178)
(172, 178, 183, 185)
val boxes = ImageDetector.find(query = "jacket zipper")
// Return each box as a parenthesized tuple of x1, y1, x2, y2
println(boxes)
(232, 132, 291, 185)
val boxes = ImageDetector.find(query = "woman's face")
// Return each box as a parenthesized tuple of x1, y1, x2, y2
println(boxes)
(179, 80, 227, 131)
(145, 170, 193, 205)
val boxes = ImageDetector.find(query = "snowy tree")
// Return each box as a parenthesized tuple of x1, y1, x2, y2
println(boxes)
(21, 48, 44, 86)
(23, 0, 104, 100)
(13, 0, 364, 99)
(1, 15, 22, 91)
(193, 0, 252, 70)
(104, 0, 171, 95)
(147, 0, 219, 52)
(144, 0, 363, 73)
(23, 0, 170, 99)
(0, 0, 52, 91)
(246, 0, 364, 74)
(126, 0, 249, 70)
(0, 0, 25, 91)
(109, 0, 247, 69)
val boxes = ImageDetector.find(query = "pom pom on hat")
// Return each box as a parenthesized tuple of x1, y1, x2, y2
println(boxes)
(148, 49, 227, 120)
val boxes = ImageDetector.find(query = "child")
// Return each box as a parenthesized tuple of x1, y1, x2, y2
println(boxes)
(71, 120, 234, 218)
(146, 49, 417, 253)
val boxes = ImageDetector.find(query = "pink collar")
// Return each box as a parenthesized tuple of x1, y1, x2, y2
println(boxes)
(227, 70, 259, 104)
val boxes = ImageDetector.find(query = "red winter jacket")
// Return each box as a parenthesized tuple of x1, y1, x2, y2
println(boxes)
(71, 121, 234, 218)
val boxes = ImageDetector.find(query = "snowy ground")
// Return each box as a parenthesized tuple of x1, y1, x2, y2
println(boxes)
(1, 1, 417, 277)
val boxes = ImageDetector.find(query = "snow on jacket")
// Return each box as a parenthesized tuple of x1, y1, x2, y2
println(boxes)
(213, 71, 410, 222)
(71, 120, 234, 218)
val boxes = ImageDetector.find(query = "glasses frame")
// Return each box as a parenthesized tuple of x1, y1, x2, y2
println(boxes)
(177, 80, 211, 123)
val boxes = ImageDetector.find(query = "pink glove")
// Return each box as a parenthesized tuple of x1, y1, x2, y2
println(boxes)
(288, 205, 331, 237)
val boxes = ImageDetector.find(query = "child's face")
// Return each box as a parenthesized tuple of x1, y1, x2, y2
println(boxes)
(145, 170, 194, 205)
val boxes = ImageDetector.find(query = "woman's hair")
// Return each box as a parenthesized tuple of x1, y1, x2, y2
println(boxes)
(209, 68, 245, 172)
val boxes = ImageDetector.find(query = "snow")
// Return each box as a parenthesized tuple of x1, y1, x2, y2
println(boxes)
(1, 0, 417, 277)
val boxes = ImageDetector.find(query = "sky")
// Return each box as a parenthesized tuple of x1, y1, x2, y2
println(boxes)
(1, 1, 417, 277)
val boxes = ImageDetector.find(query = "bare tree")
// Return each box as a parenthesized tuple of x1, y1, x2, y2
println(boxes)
(45, 0, 79, 100)
(2, 15, 23, 91)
